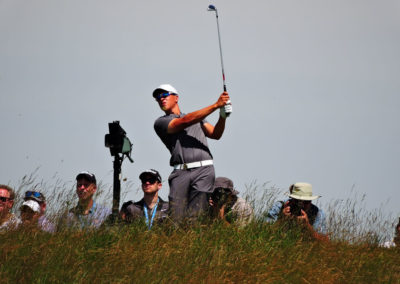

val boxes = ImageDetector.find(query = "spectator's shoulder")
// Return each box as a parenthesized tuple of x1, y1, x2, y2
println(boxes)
(38, 215, 56, 233)
(233, 197, 252, 211)
(231, 197, 254, 226)
(158, 197, 168, 205)
(121, 200, 134, 211)
(11, 213, 22, 224)
(382, 240, 396, 248)
(271, 200, 285, 211)
(92, 202, 112, 218)
(69, 206, 77, 215)
(158, 197, 169, 211)
(312, 204, 325, 217)
(122, 199, 144, 216)
(8, 213, 21, 226)
(265, 199, 286, 222)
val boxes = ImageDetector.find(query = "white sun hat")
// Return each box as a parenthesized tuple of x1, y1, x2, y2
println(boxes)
(288, 182, 321, 201)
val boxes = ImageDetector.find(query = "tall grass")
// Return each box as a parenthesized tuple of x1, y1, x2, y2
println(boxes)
(1, 222, 399, 283)
(1, 175, 399, 283)
(325, 188, 395, 243)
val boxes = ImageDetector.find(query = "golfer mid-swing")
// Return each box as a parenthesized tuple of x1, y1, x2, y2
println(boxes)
(153, 84, 231, 222)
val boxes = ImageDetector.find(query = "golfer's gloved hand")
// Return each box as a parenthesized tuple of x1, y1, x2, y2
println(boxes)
(220, 100, 232, 118)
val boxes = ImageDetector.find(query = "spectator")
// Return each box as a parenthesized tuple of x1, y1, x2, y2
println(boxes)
(382, 217, 400, 248)
(62, 171, 111, 229)
(209, 177, 253, 227)
(152, 84, 231, 222)
(0, 184, 21, 231)
(266, 182, 328, 241)
(120, 169, 168, 229)
(20, 191, 55, 232)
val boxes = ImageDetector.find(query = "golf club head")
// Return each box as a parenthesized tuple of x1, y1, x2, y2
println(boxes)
(207, 5, 217, 12)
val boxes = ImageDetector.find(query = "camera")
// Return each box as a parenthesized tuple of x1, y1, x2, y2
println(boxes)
(211, 188, 229, 206)
(104, 121, 134, 224)
(105, 121, 133, 159)
(210, 187, 237, 209)
(289, 199, 304, 216)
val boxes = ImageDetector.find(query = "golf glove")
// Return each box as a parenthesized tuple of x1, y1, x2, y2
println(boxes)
(220, 100, 232, 118)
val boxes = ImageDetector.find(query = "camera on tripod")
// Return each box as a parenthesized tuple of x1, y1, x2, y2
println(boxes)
(104, 121, 134, 223)
(105, 121, 133, 161)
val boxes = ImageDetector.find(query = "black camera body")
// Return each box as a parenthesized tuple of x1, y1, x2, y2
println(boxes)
(288, 199, 304, 216)
(211, 188, 229, 206)
(211, 188, 237, 209)
(105, 121, 133, 158)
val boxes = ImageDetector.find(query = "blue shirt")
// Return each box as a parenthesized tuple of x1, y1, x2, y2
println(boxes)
(66, 201, 111, 229)
(265, 199, 327, 234)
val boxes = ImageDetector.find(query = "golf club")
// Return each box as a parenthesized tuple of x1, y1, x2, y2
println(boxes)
(208, 4, 232, 117)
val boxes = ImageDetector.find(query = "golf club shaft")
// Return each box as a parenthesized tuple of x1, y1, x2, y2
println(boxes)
(208, 5, 231, 117)
(214, 10, 227, 92)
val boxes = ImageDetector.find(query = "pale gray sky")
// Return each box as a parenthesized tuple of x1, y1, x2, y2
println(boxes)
(1, 0, 399, 216)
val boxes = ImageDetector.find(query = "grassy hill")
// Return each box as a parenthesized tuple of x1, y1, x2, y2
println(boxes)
(1, 177, 399, 283)
(1, 221, 399, 283)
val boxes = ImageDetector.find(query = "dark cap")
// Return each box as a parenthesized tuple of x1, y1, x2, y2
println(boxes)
(139, 169, 162, 183)
(76, 171, 97, 185)
(213, 177, 239, 195)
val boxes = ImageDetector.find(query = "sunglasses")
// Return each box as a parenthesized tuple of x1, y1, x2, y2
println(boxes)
(0, 197, 10, 202)
(141, 177, 159, 184)
(25, 191, 42, 198)
(155, 92, 171, 100)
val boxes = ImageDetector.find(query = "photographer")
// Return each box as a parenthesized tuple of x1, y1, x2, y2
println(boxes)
(209, 177, 253, 227)
(382, 217, 400, 248)
(266, 183, 328, 241)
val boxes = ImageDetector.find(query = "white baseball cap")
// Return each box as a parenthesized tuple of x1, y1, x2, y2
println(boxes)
(152, 84, 179, 98)
(20, 200, 41, 213)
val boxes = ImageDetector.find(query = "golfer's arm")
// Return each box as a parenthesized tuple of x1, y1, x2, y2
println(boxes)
(202, 117, 226, 140)
(167, 103, 219, 134)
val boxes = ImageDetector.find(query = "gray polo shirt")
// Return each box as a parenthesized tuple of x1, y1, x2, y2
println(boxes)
(154, 113, 213, 166)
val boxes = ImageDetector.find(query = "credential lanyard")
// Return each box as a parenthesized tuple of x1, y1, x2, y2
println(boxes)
(143, 199, 159, 230)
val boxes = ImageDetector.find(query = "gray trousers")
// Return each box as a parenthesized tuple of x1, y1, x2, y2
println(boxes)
(168, 165, 215, 222)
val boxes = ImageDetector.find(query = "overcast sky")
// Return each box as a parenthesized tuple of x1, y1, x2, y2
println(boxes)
(1, 0, 399, 216)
